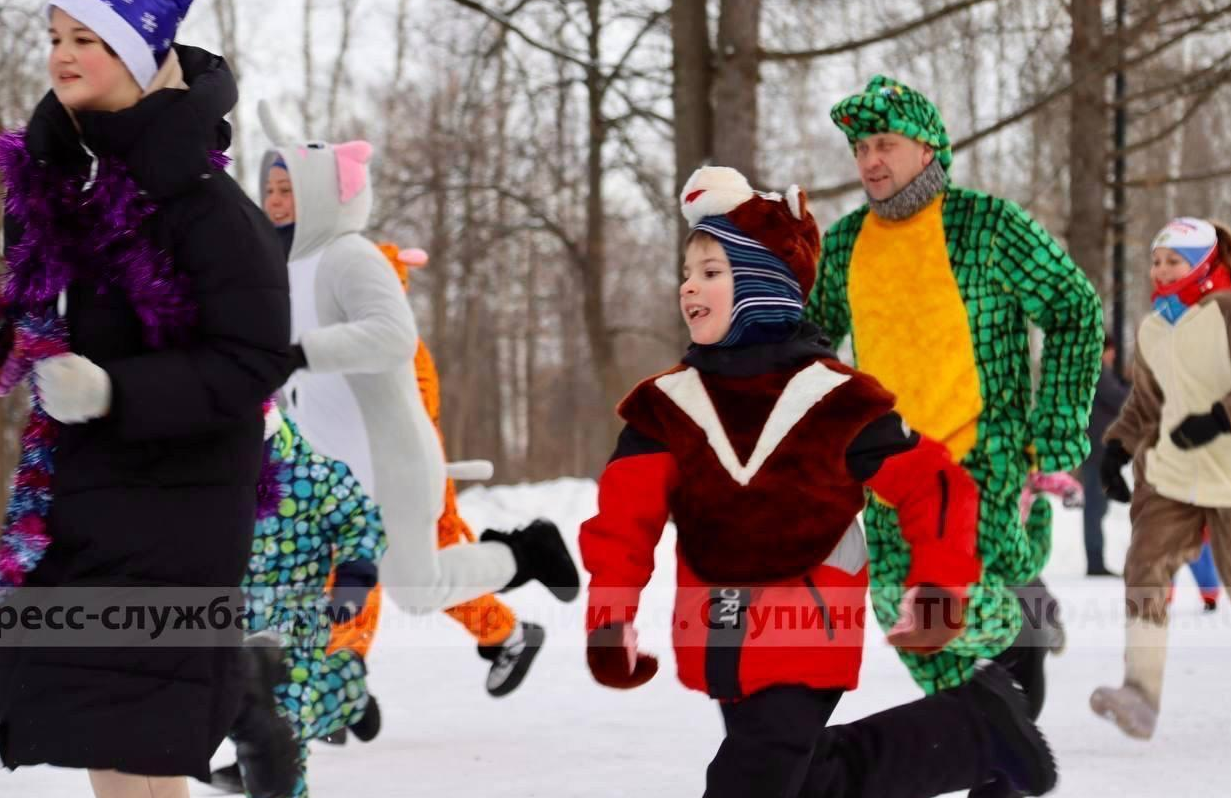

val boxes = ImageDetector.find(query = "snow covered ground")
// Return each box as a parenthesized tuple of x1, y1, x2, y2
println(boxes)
(5, 478, 1229, 796)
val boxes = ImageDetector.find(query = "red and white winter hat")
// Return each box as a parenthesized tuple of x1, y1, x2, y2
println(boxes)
(679, 166, 821, 298)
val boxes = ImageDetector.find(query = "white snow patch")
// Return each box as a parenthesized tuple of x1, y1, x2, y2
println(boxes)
(4, 481, 1229, 796)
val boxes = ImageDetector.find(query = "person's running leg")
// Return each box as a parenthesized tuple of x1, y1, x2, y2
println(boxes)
(88, 772, 189, 798)
(702, 686, 842, 798)
(804, 664, 1056, 798)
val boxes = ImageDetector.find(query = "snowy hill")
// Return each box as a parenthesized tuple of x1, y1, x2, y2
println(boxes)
(4, 479, 1229, 796)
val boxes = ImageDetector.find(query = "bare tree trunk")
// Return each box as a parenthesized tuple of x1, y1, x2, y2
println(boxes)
(671, 0, 712, 351)
(491, 44, 512, 475)
(962, 9, 982, 188)
(488, 284, 508, 475)
(524, 242, 540, 476)
(560, 272, 583, 476)
(426, 93, 452, 343)
(579, 0, 625, 458)
(712, 0, 762, 182)
(672, 0, 713, 199)
(449, 151, 484, 455)
(325, 0, 359, 138)
(211, 0, 245, 185)
(392, 0, 411, 89)
(302, 0, 315, 133)
(1067, 0, 1109, 291)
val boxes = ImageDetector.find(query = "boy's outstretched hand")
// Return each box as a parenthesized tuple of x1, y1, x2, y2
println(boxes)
(885, 585, 966, 654)
(587, 622, 658, 689)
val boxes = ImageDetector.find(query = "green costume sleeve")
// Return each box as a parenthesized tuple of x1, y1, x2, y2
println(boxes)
(804, 223, 857, 347)
(991, 201, 1103, 473)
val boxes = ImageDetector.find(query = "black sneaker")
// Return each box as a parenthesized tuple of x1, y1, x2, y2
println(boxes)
(350, 694, 381, 742)
(478, 621, 546, 697)
(481, 520, 580, 602)
(965, 663, 1058, 796)
(207, 761, 244, 794)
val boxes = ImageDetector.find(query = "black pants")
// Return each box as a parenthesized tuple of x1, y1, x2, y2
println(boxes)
(703, 684, 993, 798)
(999, 581, 1052, 720)
(704, 687, 843, 798)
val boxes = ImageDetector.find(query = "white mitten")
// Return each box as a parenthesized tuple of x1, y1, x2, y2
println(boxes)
(34, 354, 111, 423)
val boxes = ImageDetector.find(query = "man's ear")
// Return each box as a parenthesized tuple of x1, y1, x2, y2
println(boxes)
(922, 145, 935, 167)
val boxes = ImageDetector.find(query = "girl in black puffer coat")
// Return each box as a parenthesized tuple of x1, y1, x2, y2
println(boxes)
(0, 2, 290, 795)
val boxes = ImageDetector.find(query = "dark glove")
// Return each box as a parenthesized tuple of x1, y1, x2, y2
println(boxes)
(1170, 403, 1231, 450)
(328, 562, 377, 625)
(280, 343, 308, 387)
(1100, 439, 1132, 503)
(885, 585, 966, 654)
(586, 622, 658, 689)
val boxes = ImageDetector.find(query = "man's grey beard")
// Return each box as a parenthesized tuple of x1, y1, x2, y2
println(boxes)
(867, 158, 949, 221)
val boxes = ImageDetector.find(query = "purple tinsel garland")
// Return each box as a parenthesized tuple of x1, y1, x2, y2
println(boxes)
(255, 454, 288, 522)
(0, 130, 225, 590)
(256, 398, 288, 521)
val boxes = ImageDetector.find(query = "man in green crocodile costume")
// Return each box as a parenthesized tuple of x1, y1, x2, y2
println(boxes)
(806, 76, 1103, 708)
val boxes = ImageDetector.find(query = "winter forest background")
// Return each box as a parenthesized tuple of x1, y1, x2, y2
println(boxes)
(1, 0, 1230, 487)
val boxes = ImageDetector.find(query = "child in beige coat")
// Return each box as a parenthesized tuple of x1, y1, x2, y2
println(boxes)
(1093, 217, 1231, 739)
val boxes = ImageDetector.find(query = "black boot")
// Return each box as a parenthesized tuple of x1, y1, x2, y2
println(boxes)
(969, 774, 1020, 798)
(993, 608, 1047, 721)
(481, 520, 580, 602)
(349, 694, 381, 742)
(804, 663, 1055, 798)
(964, 663, 1058, 796)
(231, 634, 299, 798)
(320, 727, 348, 745)
(478, 621, 546, 697)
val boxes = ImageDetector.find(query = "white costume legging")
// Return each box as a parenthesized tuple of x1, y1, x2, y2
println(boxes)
(285, 368, 516, 614)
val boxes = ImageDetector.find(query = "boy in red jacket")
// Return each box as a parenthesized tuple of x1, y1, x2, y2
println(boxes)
(581, 166, 1057, 798)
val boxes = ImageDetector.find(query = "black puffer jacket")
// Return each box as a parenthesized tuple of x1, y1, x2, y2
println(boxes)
(0, 46, 289, 779)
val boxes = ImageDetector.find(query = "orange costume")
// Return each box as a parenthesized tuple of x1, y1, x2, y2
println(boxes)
(327, 245, 517, 658)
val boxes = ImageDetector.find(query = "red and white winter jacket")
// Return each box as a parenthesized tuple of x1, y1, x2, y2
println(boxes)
(580, 329, 981, 699)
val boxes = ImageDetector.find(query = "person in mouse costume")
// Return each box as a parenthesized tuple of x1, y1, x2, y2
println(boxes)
(254, 103, 579, 619)
(261, 167, 554, 701)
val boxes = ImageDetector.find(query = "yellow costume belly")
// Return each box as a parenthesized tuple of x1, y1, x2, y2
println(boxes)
(847, 196, 982, 460)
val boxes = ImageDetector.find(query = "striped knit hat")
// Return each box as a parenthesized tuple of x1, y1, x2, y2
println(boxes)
(680, 166, 820, 347)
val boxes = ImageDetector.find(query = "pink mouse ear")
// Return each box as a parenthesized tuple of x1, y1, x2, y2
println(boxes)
(398, 248, 429, 268)
(335, 141, 373, 203)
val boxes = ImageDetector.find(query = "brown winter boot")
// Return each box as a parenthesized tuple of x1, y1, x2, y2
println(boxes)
(1090, 617, 1167, 740)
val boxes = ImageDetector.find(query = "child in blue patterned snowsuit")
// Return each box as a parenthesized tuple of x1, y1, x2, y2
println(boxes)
(234, 408, 388, 798)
